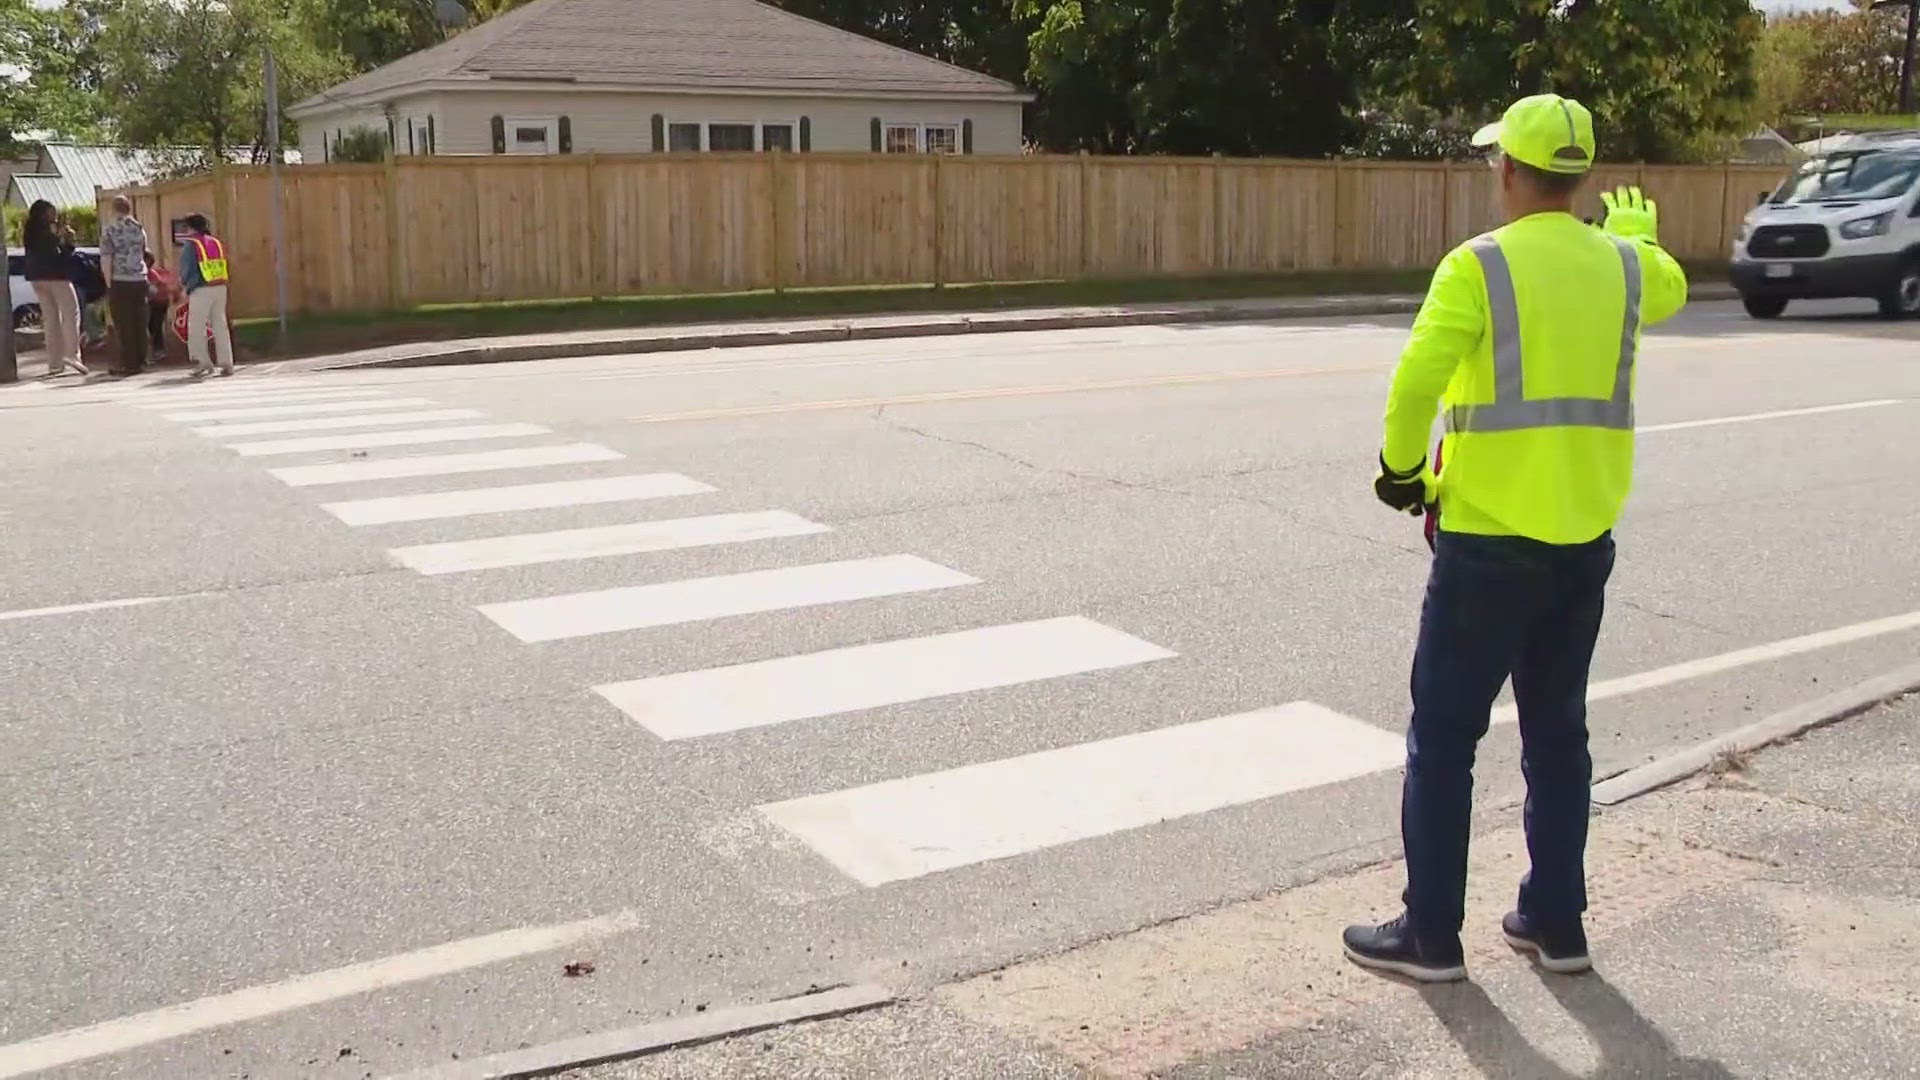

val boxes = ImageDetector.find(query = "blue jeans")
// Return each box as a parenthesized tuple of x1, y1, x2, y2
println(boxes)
(1401, 529, 1615, 938)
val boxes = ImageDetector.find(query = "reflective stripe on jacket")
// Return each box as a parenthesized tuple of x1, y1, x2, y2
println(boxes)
(1382, 211, 1689, 545)
(184, 234, 230, 287)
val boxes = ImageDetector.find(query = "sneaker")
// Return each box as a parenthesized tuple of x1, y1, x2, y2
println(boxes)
(1342, 914, 1467, 982)
(216, 367, 234, 377)
(1502, 911, 1591, 974)
(190, 367, 211, 379)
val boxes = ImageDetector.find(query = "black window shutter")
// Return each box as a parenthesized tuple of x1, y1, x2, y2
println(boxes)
(870, 117, 882, 152)
(558, 115, 572, 154)
(962, 119, 974, 154)
(798, 116, 811, 152)
(407, 121, 416, 156)
(651, 114, 665, 151)
(387, 116, 396, 148)
(490, 115, 505, 154)
(322, 133, 329, 162)
(427, 115, 436, 154)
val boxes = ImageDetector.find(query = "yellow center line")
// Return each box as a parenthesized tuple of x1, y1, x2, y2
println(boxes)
(624, 363, 1388, 423)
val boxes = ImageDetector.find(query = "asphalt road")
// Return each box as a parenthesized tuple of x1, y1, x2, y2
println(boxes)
(2, 298, 1916, 1079)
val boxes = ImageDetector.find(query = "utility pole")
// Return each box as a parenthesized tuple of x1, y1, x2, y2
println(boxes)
(265, 47, 290, 346)
(1873, 0, 1920, 115)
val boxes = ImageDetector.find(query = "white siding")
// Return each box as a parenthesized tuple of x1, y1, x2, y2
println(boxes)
(421, 89, 1023, 156)
(295, 105, 393, 163)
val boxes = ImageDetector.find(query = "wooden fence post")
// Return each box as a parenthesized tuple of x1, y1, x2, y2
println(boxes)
(1439, 162, 1454, 252)
(769, 150, 785, 293)
(1331, 159, 1350, 269)
(386, 158, 404, 309)
(586, 152, 605, 300)
(932, 153, 945, 288)
(1211, 152, 1226, 274)
(1078, 150, 1092, 278)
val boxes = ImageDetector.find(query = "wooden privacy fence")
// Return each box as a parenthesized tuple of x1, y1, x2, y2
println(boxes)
(107, 154, 1791, 320)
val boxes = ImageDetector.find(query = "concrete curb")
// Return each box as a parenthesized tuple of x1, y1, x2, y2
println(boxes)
(383, 983, 892, 1080)
(1591, 660, 1920, 806)
(281, 284, 1742, 374)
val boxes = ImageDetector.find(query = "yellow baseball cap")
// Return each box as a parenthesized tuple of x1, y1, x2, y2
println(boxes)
(1471, 94, 1596, 174)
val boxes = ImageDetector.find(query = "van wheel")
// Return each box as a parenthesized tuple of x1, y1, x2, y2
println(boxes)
(1877, 261, 1920, 319)
(1741, 294, 1788, 319)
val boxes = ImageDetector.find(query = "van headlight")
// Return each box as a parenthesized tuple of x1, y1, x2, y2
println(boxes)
(1736, 221, 1752, 241)
(1839, 212, 1892, 239)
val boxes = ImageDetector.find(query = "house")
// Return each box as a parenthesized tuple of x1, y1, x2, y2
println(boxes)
(4, 143, 301, 208)
(4, 144, 160, 209)
(1735, 126, 1806, 165)
(286, 0, 1030, 161)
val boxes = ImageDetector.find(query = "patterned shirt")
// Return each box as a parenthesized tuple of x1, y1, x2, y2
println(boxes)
(101, 216, 149, 282)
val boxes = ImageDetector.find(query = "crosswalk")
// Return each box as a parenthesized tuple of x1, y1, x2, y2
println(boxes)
(98, 375, 1415, 893)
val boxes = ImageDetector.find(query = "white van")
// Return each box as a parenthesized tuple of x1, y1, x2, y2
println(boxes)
(1731, 130, 1920, 319)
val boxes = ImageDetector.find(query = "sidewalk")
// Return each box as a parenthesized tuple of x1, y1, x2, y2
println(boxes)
(568, 688, 1918, 1080)
(265, 283, 1742, 375)
(6, 283, 1742, 382)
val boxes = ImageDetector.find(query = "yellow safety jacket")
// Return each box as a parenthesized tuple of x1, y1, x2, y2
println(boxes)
(187, 234, 230, 286)
(1382, 211, 1689, 545)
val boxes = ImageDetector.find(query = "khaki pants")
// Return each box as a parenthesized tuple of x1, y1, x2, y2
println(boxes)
(187, 285, 233, 373)
(109, 281, 149, 374)
(30, 280, 83, 374)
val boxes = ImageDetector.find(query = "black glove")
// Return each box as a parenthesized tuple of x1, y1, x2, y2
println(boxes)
(1374, 454, 1433, 517)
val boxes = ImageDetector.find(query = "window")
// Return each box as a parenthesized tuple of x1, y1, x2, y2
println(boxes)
(666, 120, 799, 152)
(667, 122, 702, 152)
(505, 117, 556, 155)
(409, 117, 433, 156)
(708, 123, 755, 152)
(923, 124, 958, 155)
(884, 124, 919, 154)
(884, 122, 962, 154)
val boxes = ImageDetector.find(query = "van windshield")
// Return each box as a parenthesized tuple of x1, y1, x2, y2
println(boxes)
(1771, 149, 1920, 204)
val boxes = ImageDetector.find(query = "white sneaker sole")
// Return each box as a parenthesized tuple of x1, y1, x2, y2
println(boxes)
(1504, 932, 1593, 973)
(1342, 945, 1468, 983)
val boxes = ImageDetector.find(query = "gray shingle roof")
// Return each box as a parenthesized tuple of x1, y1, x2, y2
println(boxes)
(295, 0, 1024, 112)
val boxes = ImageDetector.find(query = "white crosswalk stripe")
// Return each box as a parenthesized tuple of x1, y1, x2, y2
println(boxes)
(758, 702, 1405, 887)
(165, 398, 440, 422)
(478, 555, 977, 643)
(596, 616, 1175, 741)
(390, 510, 829, 575)
(226, 423, 550, 457)
(130, 389, 397, 409)
(191, 409, 489, 437)
(123, 369, 1413, 901)
(321, 474, 715, 526)
(270, 443, 623, 487)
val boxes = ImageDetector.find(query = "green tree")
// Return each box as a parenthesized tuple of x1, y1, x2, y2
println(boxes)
(1016, 0, 1389, 155)
(299, 0, 447, 72)
(0, 0, 113, 155)
(769, 1, 1031, 80)
(96, 0, 347, 165)
(1377, 0, 1764, 162)
(1768, 3, 1906, 118)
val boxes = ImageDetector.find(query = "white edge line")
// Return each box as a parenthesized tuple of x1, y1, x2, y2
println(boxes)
(0, 910, 644, 1078)
(1640, 399, 1902, 433)
(1492, 607, 1920, 724)
(0, 593, 195, 622)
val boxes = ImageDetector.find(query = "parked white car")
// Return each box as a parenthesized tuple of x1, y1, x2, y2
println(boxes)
(8, 245, 104, 329)
(6, 248, 37, 329)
